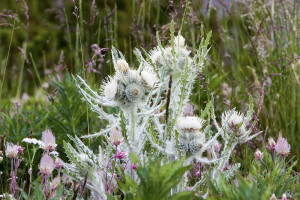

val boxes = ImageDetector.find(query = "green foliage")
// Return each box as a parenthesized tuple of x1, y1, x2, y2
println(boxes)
(206, 174, 272, 200)
(118, 157, 194, 200)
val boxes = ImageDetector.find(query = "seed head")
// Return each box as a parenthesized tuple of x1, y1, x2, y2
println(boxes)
(42, 129, 57, 151)
(6, 143, 19, 158)
(275, 133, 290, 157)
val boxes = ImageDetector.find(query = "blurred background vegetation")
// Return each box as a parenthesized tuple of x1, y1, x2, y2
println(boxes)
(0, 0, 299, 192)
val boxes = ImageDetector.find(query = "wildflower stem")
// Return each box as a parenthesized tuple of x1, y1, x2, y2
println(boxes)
(282, 155, 286, 174)
(272, 149, 275, 167)
(109, 146, 118, 193)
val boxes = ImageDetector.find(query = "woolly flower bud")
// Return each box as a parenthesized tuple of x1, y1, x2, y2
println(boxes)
(269, 194, 277, 200)
(40, 154, 55, 175)
(42, 129, 57, 151)
(176, 116, 205, 131)
(268, 137, 276, 151)
(103, 77, 118, 100)
(221, 110, 248, 138)
(275, 133, 290, 157)
(213, 141, 221, 152)
(115, 152, 126, 160)
(6, 143, 19, 158)
(141, 70, 157, 88)
(117, 59, 130, 73)
(110, 128, 123, 146)
(254, 149, 264, 161)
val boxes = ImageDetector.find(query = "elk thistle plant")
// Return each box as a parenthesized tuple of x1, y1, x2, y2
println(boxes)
(60, 20, 265, 199)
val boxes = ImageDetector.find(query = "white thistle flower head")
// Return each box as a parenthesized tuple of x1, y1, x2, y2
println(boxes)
(275, 133, 290, 157)
(254, 149, 264, 161)
(174, 35, 186, 48)
(39, 154, 55, 175)
(42, 129, 57, 151)
(221, 110, 249, 138)
(141, 70, 157, 88)
(103, 77, 118, 100)
(5, 143, 19, 158)
(109, 128, 123, 146)
(117, 59, 130, 73)
(150, 48, 163, 68)
(115, 70, 146, 106)
(176, 116, 205, 132)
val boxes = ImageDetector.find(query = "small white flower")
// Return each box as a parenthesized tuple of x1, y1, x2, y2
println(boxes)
(141, 70, 157, 88)
(176, 116, 205, 131)
(5, 143, 19, 158)
(103, 77, 118, 100)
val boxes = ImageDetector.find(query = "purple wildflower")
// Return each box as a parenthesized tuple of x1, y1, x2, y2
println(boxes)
(115, 152, 126, 160)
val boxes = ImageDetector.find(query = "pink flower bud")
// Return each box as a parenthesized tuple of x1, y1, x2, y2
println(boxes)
(268, 137, 276, 151)
(213, 141, 221, 152)
(39, 154, 55, 175)
(132, 164, 137, 170)
(269, 194, 277, 200)
(196, 171, 201, 179)
(281, 194, 287, 200)
(115, 152, 126, 160)
(55, 158, 63, 170)
(254, 149, 264, 161)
